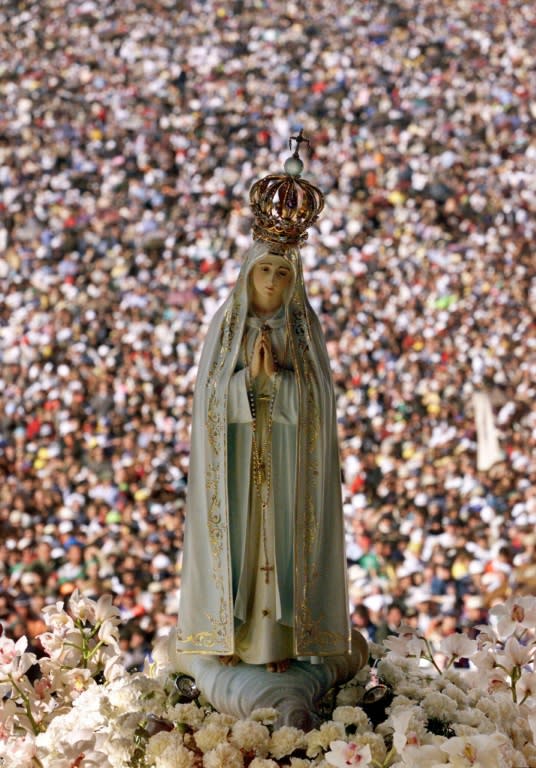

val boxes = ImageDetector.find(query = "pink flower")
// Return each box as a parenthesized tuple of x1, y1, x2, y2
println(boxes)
(325, 740, 372, 767)
(0, 636, 36, 679)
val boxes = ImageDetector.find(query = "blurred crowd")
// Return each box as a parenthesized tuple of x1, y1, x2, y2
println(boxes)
(0, 0, 535, 666)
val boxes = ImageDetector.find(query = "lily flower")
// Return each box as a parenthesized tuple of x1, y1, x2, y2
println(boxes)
(325, 740, 372, 767)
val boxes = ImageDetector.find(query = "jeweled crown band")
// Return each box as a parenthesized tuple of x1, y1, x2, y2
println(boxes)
(249, 130, 325, 252)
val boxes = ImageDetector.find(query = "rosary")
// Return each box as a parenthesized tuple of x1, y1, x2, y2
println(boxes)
(246, 325, 280, 584)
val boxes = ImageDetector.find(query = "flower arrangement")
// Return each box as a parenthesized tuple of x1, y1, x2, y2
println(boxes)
(1, 592, 535, 767)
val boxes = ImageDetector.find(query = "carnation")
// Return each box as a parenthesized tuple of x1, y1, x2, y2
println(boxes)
(249, 759, 280, 768)
(34, 714, 98, 765)
(194, 722, 231, 753)
(203, 741, 244, 768)
(167, 701, 208, 728)
(0, 733, 36, 768)
(454, 708, 493, 731)
(204, 711, 237, 727)
(146, 733, 195, 768)
(521, 742, 536, 767)
(105, 678, 142, 713)
(475, 696, 501, 722)
(334, 684, 364, 707)
(103, 735, 140, 768)
(376, 658, 407, 686)
(421, 691, 458, 720)
(305, 721, 345, 757)
(332, 706, 370, 730)
(289, 759, 313, 768)
(250, 708, 279, 725)
(230, 719, 271, 753)
(395, 681, 427, 701)
(352, 732, 388, 765)
(146, 730, 184, 759)
(270, 725, 307, 759)
(441, 681, 470, 707)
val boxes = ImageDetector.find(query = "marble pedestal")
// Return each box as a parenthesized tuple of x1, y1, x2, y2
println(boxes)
(171, 630, 368, 731)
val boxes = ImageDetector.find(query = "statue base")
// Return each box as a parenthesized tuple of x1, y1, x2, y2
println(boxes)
(171, 630, 368, 731)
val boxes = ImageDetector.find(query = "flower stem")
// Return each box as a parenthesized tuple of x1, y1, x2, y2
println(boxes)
(9, 675, 43, 735)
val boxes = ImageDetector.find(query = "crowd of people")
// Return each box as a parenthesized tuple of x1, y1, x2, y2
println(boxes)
(1, 0, 535, 666)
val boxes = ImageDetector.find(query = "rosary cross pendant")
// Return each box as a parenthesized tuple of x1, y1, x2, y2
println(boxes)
(260, 562, 274, 584)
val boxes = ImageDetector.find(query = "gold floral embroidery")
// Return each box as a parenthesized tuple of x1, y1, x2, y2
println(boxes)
(177, 593, 233, 653)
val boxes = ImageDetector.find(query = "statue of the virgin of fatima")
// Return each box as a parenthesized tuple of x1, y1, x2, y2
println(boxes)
(176, 134, 365, 707)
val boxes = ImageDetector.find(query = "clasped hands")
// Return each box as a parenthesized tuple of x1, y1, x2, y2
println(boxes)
(250, 329, 277, 379)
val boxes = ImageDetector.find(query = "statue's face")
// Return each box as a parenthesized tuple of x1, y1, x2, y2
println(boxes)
(250, 255, 293, 313)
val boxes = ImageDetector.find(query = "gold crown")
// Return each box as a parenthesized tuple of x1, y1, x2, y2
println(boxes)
(249, 130, 325, 253)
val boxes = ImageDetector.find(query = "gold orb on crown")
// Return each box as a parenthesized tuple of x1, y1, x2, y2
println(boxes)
(249, 130, 325, 253)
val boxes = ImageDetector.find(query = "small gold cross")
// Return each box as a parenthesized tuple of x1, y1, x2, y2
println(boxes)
(260, 562, 274, 584)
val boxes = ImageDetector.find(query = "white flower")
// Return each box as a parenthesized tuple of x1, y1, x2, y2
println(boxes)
(0, 733, 36, 768)
(150, 632, 175, 673)
(475, 625, 500, 650)
(384, 629, 427, 660)
(203, 741, 244, 768)
(103, 652, 128, 682)
(167, 701, 207, 729)
(518, 671, 536, 702)
(332, 706, 370, 730)
(94, 593, 121, 626)
(453, 708, 492, 732)
(39, 628, 83, 667)
(440, 732, 510, 767)
(528, 711, 536, 745)
(441, 681, 469, 708)
(390, 707, 420, 754)
(421, 691, 458, 721)
(146, 731, 195, 768)
(0, 635, 36, 679)
(325, 740, 372, 767)
(194, 722, 231, 753)
(351, 733, 388, 766)
(41, 602, 76, 635)
(479, 668, 511, 695)
(499, 636, 534, 668)
(439, 634, 477, 661)
(305, 721, 345, 757)
(60, 668, 95, 701)
(250, 707, 279, 725)
(270, 725, 307, 759)
(335, 684, 366, 707)
(106, 677, 142, 713)
(249, 759, 280, 768)
(399, 743, 448, 767)
(204, 711, 237, 727)
(377, 657, 423, 687)
(68, 589, 98, 624)
(230, 719, 270, 753)
(35, 711, 97, 765)
(490, 597, 536, 639)
(97, 618, 121, 647)
(471, 648, 497, 672)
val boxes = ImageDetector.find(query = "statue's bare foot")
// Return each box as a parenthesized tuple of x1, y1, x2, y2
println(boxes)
(266, 659, 290, 673)
(219, 655, 240, 667)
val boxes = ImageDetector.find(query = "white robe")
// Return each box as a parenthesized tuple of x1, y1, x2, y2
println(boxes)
(177, 241, 350, 660)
